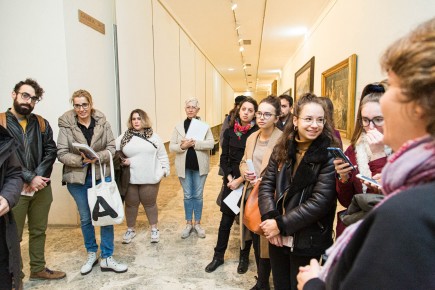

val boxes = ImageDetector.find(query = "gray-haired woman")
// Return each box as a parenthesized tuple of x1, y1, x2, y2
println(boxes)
(169, 98, 214, 239)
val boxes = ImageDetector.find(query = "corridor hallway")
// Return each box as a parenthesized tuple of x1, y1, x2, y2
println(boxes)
(21, 153, 259, 289)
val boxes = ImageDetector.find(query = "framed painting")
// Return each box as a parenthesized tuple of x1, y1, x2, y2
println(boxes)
(281, 88, 292, 96)
(321, 54, 357, 139)
(294, 56, 315, 102)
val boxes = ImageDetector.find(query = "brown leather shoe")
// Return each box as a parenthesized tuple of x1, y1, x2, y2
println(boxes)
(30, 268, 66, 280)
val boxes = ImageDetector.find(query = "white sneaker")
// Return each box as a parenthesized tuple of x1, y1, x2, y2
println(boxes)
(151, 228, 160, 243)
(80, 252, 98, 275)
(194, 224, 206, 238)
(122, 229, 136, 244)
(100, 256, 128, 273)
(181, 224, 193, 239)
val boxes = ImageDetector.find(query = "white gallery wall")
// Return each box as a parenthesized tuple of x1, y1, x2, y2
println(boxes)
(115, 0, 234, 141)
(279, 0, 435, 105)
(0, 0, 118, 225)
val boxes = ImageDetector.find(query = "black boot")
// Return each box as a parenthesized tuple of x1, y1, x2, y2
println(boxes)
(237, 249, 250, 274)
(249, 276, 271, 290)
(205, 258, 224, 273)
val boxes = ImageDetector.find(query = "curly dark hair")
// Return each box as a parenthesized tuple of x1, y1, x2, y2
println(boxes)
(229, 96, 258, 127)
(13, 78, 44, 98)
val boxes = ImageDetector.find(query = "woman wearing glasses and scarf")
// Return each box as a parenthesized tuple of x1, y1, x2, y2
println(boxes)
(298, 17, 435, 290)
(115, 109, 169, 245)
(333, 83, 391, 237)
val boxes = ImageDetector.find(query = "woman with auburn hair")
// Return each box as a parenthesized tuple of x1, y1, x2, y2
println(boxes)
(205, 97, 259, 274)
(258, 93, 339, 290)
(297, 17, 435, 290)
(115, 109, 169, 244)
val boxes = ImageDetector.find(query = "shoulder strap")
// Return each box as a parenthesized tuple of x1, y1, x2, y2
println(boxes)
(34, 114, 46, 133)
(0, 112, 46, 133)
(0, 113, 6, 129)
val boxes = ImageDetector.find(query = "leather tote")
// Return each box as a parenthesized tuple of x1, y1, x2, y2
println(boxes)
(243, 181, 264, 235)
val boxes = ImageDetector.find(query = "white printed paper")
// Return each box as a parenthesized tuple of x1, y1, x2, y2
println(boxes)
(223, 185, 244, 215)
(185, 118, 209, 141)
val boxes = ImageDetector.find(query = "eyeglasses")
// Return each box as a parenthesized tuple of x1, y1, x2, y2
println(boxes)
(255, 111, 276, 120)
(185, 106, 197, 110)
(361, 117, 384, 127)
(73, 103, 89, 110)
(297, 116, 326, 126)
(18, 92, 41, 104)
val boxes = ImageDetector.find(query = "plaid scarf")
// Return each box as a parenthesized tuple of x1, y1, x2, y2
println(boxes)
(233, 119, 255, 140)
(120, 128, 155, 150)
(319, 134, 435, 280)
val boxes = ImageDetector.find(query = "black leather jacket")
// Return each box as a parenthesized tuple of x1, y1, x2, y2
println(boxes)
(259, 134, 337, 256)
(5, 110, 57, 183)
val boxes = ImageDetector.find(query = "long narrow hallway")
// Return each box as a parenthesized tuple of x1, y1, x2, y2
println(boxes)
(21, 154, 258, 289)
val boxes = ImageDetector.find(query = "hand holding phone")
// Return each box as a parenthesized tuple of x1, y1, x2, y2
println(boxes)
(356, 173, 382, 189)
(327, 147, 356, 170)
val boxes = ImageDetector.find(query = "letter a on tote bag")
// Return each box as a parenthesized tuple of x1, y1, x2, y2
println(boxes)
(87, 150, 124, 226)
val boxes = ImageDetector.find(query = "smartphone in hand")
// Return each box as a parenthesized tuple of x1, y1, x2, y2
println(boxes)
(356, 174, 382, 188)
(327, 147, 356, 170)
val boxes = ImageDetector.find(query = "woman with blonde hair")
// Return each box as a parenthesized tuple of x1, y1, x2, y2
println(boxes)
(57, 90, 127, 275)
(116, 109, 169, 244)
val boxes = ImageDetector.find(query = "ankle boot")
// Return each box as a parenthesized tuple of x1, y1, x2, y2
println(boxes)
(237, 249, 250, 274)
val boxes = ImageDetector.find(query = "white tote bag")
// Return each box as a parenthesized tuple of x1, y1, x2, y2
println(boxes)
(87, 150, 124, 226)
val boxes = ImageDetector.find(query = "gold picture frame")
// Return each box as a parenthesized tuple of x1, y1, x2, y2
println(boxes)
(321, 54, 357, 139)
(294, 56, 315, 102)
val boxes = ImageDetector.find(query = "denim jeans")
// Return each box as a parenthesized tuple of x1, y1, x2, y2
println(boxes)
(67, 175, 114, 258)
(179, 169, 207, 221)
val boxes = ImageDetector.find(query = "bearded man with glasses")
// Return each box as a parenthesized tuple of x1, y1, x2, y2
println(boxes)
(0, 78, 66, 284)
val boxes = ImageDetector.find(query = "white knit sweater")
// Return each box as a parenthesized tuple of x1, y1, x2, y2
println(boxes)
(115, 133, 170, 184)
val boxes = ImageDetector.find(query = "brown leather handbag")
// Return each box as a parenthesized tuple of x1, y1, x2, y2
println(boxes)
(243, 181, 264, 235)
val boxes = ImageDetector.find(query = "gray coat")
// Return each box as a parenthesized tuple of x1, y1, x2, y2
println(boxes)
(0, 126, 24, 289)
(57, 109, 115, 184)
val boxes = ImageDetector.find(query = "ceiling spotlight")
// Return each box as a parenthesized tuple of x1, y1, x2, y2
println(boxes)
(231, 2, 238, 10)
(235, 24, 241, 30)
(238, 37, 243, 43)
(243, 64, 247, 69)
(228, 68, 235, 71)
(239, 46, 244, 52)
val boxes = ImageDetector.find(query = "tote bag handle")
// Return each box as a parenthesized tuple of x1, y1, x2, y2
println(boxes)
(91, 150, 115, 186)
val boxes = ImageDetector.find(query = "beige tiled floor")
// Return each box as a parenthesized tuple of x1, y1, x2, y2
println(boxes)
(21, 153, 259, 289)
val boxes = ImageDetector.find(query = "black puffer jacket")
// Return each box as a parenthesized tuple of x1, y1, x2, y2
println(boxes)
(5, 110, 57, 183)
(0, 125, 23, 289)
(259, 134, 336, 256)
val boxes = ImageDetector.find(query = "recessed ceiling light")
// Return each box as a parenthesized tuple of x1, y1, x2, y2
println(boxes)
(286, 26, 308, 36)
(239, 46, 244, 52)
(231, 2, 237, 10)
(228, 68, 235, 71)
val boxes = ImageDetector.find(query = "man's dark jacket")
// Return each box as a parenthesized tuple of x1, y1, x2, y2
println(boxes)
(5, 110, 57, 183)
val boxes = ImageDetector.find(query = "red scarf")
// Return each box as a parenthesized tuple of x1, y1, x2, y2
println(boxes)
(233, 119, 254, 140)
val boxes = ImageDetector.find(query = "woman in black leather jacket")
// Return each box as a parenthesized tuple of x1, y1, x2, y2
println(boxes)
(258, 93, 338, 290)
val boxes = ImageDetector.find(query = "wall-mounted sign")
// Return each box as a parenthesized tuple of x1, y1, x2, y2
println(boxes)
(78, 9, 105, 35)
